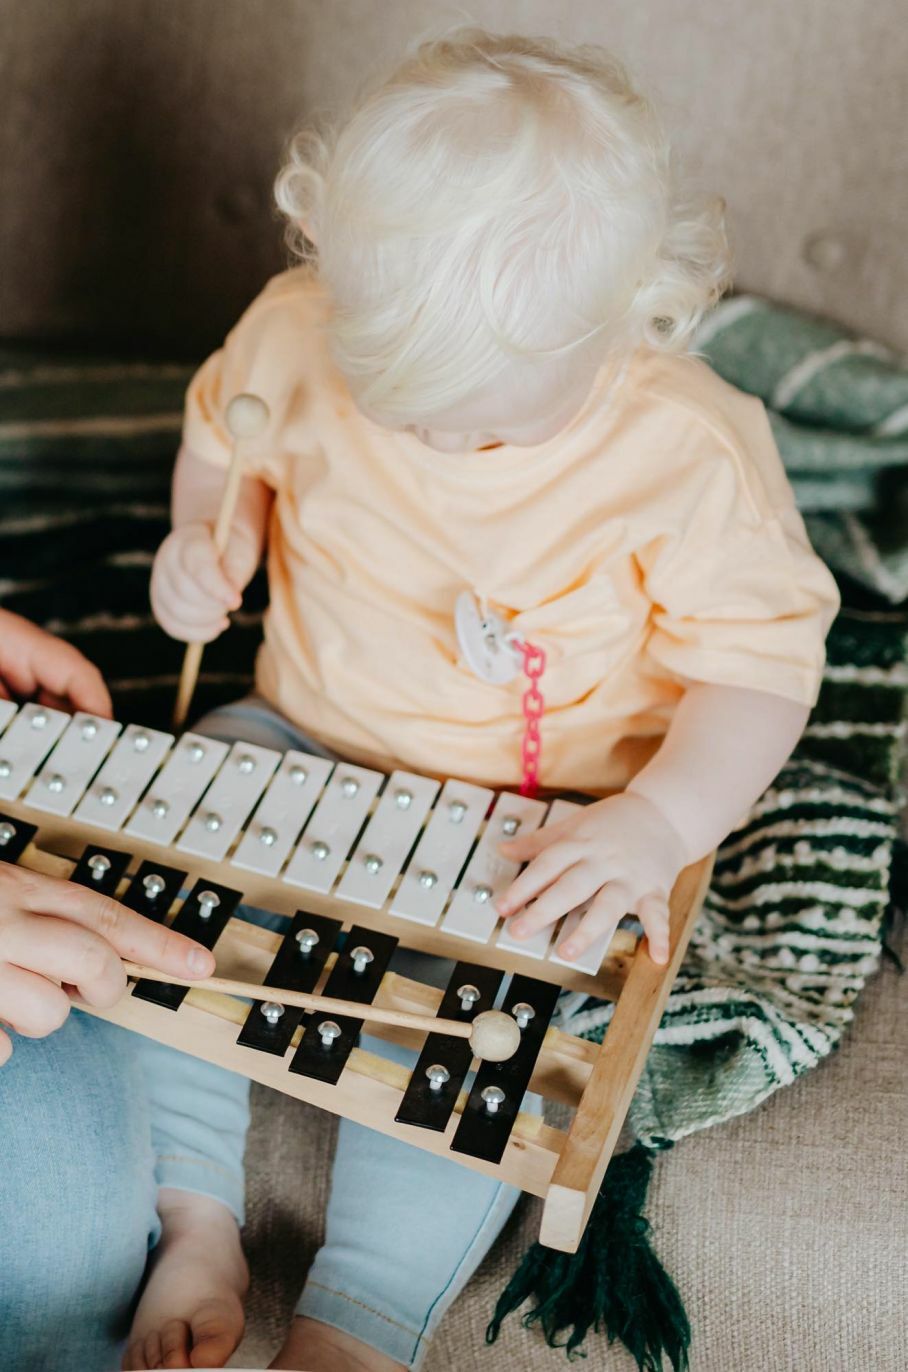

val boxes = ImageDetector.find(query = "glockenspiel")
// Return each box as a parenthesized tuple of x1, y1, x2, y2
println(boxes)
(0, 700, 711, 1252)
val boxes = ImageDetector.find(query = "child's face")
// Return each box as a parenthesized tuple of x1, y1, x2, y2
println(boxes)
(355, 346, 603, 454)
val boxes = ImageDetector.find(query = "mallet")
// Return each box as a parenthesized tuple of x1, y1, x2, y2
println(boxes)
(172, 393, 271, 731)
(122, 962, 523, 1062)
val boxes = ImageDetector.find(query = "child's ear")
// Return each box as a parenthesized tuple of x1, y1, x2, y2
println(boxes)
(298, 218, 318, 248)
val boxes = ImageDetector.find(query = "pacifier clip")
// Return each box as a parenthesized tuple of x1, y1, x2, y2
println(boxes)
(454, 591, 547, 797)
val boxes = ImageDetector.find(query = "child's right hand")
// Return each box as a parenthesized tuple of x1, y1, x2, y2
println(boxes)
(151, 521, 259, 644)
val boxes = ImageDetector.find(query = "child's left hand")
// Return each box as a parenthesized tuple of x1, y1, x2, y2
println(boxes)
(496, 792, 688, 965)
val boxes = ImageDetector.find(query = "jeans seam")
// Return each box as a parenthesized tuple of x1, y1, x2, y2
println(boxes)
(304, 1280, 426, 1339)
(408, 1182, 508, 1364)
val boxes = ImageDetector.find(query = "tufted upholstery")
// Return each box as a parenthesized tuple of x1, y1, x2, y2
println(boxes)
(1, 0, 907, 354)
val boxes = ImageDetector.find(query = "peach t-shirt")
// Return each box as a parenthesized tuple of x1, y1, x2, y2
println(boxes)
(183, 268, 839, 794)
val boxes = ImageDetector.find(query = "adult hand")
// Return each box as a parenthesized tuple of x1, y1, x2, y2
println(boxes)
(0, 608, 112, 716)
(0, 862, 215, 1064)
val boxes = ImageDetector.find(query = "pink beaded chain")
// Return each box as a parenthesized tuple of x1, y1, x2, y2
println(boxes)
(514, 638, 547, 797)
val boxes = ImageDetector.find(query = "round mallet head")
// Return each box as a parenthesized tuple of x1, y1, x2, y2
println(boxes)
(468, 1009, 522, 1063)
(225, 393, 271, 440)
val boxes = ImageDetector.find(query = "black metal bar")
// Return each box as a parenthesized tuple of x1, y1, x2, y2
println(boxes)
(289, 926, 397, 1085)
(237, 911, 342, 1057)
(394, 961, 503, 1132)
(450, 973, 560, 1165)
(0, 813, 38, 865)
(132, 879, 242, 1011)
(69, 844, 133, 898)
(119, 860, 189, 924)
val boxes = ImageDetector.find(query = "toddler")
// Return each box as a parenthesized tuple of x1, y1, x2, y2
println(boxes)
(139, 31, 838, 1372)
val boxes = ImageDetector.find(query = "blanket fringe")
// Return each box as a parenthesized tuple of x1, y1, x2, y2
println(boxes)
(486, 1144, 689, 1370)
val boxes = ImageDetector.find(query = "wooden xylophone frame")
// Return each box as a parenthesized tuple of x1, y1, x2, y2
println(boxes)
(6, 803, 711, 1255)
(0, 701, 712, 1252)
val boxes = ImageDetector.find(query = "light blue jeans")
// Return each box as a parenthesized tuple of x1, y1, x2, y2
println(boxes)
(0, 698, 534, 1371)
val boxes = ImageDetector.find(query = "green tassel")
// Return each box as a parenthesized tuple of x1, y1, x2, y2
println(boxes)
(486, 1144, 690, 1370)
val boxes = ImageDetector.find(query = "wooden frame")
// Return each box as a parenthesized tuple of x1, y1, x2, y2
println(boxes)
(14, 821, 711, 1254)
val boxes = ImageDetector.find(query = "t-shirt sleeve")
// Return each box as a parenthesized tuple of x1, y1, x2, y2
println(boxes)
(637, 401, 840, 707)
(181, 281, 309, 489)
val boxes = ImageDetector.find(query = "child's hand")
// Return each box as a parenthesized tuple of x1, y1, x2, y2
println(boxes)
(151, 520, 259, 644)
(0, 609, 111, 716)
(496, 792, 688, 965)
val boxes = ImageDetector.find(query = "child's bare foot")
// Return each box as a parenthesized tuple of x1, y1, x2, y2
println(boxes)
(123, 1190, 248, 1370)
(269, 1316, 406, 1372)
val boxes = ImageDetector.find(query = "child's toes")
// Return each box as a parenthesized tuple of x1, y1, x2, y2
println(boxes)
(160, 1318, 191, 1368)
(188, 1297, 245, 1367)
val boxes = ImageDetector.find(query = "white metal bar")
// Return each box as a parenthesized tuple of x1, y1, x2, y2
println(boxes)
(177, 741, 281, 861)
(337, 771, 439, 909)
(26, 713, 122, 817)
(125, 733, 229, 847)
(283, 763, 383, 894)
(75, 723, 175, 832)
(231, 750, 335, 877)
(440, 793, 547, 944)
(0, 704, 70, 802)
(389, 778, 493, 927)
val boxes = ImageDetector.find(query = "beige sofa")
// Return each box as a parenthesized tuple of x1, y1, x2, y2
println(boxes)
(2, 4, 906, 1368)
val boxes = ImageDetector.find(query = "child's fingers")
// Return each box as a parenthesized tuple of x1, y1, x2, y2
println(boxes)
(499, 823, 564, 863)
(637, 893, 671, 965)
(496, 841, 582, 916)
(181, 536, 242, 610)
(507, 866, 595, 939)
(557, 882, 632, 961)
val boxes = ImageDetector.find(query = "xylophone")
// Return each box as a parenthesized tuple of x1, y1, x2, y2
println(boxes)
(0, 699, 711, 1252)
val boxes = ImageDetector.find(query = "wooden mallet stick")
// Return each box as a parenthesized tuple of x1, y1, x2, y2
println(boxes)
(172, 393, 271, 731)
(121, 961, 522, 1062)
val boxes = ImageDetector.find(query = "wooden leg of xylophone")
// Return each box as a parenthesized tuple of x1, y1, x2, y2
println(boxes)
(539, 855, 714, 1252)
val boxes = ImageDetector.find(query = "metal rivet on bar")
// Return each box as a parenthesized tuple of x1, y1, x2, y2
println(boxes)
(426, 1064, 450, 1092)
(458, 984, 481, 1013)
(512, 1002, 536, 1031)
(296, 928, 319, 955)
(351, 946, 374, 976)
(481, 1085, 506, 1115)
(88, 854, 111, 882)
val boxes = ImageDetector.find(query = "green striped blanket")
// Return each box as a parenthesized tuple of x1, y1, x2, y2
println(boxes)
(0, 301, 905, 1367)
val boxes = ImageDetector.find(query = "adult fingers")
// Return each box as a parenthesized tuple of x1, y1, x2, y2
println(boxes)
(0, 865, 215, 978)
(496, 841, 582, 916)
(557, 882, 632, 961)
(506, 867, 597, 940)
(0, 913, 126, 1008)
(0, 964, 71, 1038)
(637, 893, 671, 965)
